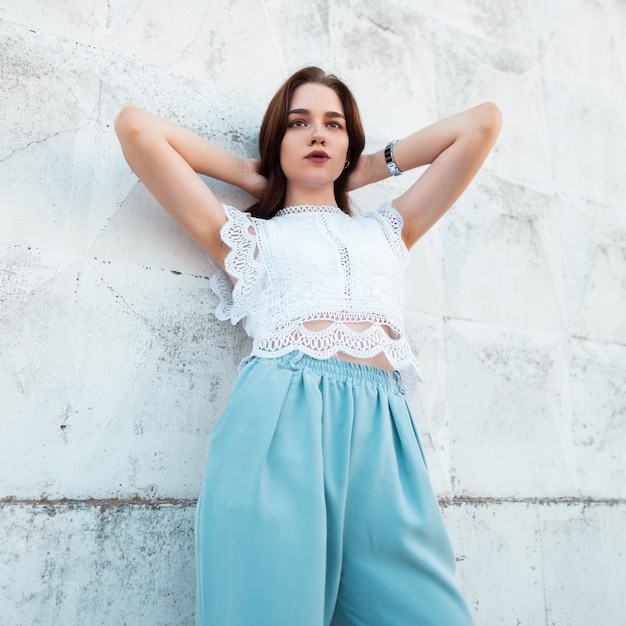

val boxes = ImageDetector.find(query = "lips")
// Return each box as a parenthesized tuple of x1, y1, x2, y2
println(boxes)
(305, 150, 330, 163)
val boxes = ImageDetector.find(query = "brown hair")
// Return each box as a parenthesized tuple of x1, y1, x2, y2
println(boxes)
(248, 67, 365, 219)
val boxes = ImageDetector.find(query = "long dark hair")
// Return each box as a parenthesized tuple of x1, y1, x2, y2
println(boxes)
(248, 67, 365, 219)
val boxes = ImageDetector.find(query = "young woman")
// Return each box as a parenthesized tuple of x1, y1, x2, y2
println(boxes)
(115, 66, 501, 626)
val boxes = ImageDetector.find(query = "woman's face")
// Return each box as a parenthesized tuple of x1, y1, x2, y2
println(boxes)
(280, 82, 350, 196)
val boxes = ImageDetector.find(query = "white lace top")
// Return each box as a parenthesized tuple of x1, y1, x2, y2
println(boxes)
(208, 201, 422, 395)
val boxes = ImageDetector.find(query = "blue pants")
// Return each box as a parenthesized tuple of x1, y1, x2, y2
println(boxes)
(196, 352, 473, 625)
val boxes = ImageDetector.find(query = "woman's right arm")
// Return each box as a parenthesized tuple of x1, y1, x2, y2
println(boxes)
(114, 106, 266, 266)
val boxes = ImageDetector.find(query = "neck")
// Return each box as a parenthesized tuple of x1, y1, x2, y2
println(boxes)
(283, 185, 338, 208)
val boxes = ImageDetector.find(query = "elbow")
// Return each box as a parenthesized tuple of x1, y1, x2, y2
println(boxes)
(477, 101, 503, 138)
(114, 105, 145, 142)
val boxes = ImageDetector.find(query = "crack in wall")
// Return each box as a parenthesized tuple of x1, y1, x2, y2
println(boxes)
(0, 125, 89, 163)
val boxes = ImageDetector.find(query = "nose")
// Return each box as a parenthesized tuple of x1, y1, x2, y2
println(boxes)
(309, 121, 326, 145)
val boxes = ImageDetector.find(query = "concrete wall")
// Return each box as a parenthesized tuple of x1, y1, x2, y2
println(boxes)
(1, 0, 625, 624)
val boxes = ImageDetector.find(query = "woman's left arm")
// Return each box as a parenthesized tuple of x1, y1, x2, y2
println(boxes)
(348, 102, 502, 249)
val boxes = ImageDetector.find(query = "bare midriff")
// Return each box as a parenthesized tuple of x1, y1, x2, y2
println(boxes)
(302, 319, 395, 372)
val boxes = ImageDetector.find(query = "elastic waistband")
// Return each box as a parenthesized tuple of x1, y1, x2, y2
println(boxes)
(242, 351, 405, 394)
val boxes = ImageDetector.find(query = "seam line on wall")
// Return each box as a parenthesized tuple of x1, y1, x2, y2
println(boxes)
(1, 496, 624, 508)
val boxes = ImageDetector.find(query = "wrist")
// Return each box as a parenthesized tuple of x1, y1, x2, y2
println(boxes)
(234, 156, 249, 188)
(384, 140, 403, 176)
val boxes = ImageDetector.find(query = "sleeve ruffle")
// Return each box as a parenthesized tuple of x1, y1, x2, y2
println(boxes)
(369, 201, 409, 259)
(208, 204, 262, 326)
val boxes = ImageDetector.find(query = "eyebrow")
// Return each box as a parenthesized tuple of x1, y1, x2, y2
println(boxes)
(287, 108, 346, 119)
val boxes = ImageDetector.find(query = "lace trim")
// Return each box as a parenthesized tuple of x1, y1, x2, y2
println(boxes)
(208, 205, 261, 325)
(251, 321, 423, 394)
(276, 310, 403, 338)
(367, 202, 409, 259)
(276, 205, 342, 217)
(319, 215, 353, 303)
(255, 323, 406, 358)
(207, 258, 232, 321)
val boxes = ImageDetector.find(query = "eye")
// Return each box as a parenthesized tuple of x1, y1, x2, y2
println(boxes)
(327, 120, 344, 129)
(288, 119, 307, 128)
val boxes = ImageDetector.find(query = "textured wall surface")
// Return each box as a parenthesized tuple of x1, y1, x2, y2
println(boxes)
(1, 0, 625, 624)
